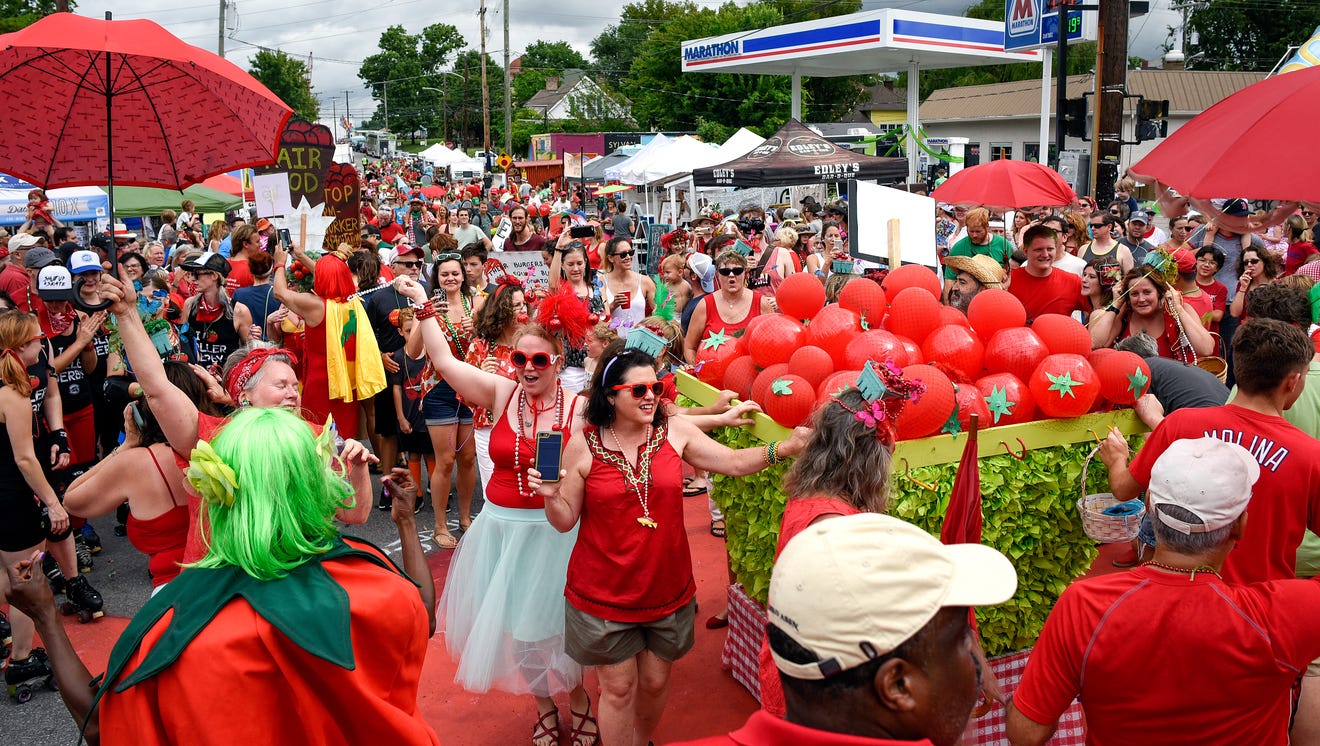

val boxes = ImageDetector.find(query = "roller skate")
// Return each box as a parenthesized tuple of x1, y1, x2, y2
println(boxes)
(61, 575, 105, 623)
(79, 523, 103, 555)
(5, 648, 56, 703)
(43, 552, 67, 596)
(74, 535, 94, 573)
(0, 610, 11, 661)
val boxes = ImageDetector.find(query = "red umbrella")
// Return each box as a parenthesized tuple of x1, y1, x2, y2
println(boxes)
(940, 414, 983, 545)
(931, 160, 1077, 211)
(420, 184, 448, 199)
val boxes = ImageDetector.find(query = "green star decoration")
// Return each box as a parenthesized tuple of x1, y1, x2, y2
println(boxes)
(860, 311, 871, 331)
(1126, 367, 1151, 399)
(941, 404, 962, 436)
(984, 385, 1014, 424)
(701, 328, 731, 350)
(771, 378, 793, 395)
(1046, 370, 1081, 398)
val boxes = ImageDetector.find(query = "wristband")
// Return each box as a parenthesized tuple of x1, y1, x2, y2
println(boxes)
(765, 440, 782, 465)
(52, 428, 70, 455)
(413, 300, 437, 321)
(1105, 305, 1120, 314)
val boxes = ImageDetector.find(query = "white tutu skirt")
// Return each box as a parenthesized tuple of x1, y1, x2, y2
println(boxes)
(439, 502, 583, 697)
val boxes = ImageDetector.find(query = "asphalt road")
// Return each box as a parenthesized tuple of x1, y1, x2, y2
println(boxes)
(0, 471, 482, 744)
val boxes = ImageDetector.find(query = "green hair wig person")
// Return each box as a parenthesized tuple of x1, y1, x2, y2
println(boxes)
(187, 407, 356, 581)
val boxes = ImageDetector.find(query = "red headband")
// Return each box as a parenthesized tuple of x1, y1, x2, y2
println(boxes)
(224, 348, 298, 403)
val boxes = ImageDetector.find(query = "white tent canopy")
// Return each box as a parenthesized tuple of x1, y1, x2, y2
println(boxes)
(619, 135, 717, 185)
(419, 143, 465, 166)
(604, 134, 669, 183)
(657, 128, 768, 223)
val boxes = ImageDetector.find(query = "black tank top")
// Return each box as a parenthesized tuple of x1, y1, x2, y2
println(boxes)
(186, 301, 241, 371)
(0, 382, 27, 495)
(26, 347, 51, 440)
(47, 321, 93, 412)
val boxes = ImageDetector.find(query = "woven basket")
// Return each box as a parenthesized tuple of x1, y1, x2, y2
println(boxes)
(1077, 446, 1145, 543)
(1195, 356, 1228, 383)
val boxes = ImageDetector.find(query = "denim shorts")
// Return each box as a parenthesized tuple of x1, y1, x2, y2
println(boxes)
(422, 378, 473, 426)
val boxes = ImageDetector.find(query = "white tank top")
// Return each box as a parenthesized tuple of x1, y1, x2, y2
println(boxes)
(603, 273, 645, 338)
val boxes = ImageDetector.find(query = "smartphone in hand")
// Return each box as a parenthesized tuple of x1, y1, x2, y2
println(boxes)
(277, 228, 292, 250)
(536, 431, 564, 483)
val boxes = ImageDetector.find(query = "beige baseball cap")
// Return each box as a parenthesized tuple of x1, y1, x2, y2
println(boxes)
(768, 513, 1017, 680)
(1148, 437, 1258, 534)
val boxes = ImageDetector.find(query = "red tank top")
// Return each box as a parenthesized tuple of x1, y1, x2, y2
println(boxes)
(300, 304, 360, 434)
(485, 389, 580, 509)
(565, 426, 694, 622)
(128, 448, 190, 586)
(701, 292, 761, 341)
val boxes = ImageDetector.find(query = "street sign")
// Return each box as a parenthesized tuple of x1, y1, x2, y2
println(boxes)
(1004, 0, 1087, 52)
(496, 152, 513, 170)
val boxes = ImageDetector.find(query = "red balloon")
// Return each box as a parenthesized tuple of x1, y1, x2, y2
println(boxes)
(922, 325, 985, 382)
(787, 345, 835, 389)
(816, 369, 863, 407)
(838, 278, 888, 328)
(939, 306, 970, 328)
(807, 305, 862, 368)
(895, 335, 922, 364)
(752, 363, 789, 406)
(695, 336, 740, 386)
(1030, 354, 1101, 418)
(985, 327, 1049, 382)
(747, 314, 806, 368)
(1032, 314, 1093, 356)
(764, 374, 817, 428)
(844, 329, 908, 371)
(775, 273, 827, 320)
(887, 287, 942, 346)
(722, 355, 760, 401)
(975, 372, 1037, 427)
(954, 382, 991, 431)
(539, 203, 551, 216)
(1088, 348, 1119, 369)
(1095, 351, 1152, 405)
(882, 264, 942, 299)
(967, 289, 1027, 344)
(897, 364, 957, 440)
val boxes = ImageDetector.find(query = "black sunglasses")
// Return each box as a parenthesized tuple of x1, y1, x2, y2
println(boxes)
(1244, 258, 1262, 265)
(613, 250, 635, 259)
(395, 260, 422, 268)
(612, 381, 665, 398)
(1089, 223, 1105, 228)
(718, 266, 746, 276)
(510, 351, 560, 369)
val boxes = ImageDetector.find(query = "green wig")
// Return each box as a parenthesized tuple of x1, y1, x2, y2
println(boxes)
(190, 407, 355, 580)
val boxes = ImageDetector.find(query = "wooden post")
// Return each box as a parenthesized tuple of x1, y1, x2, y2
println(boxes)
(887, 217, 901, 266)
(299, 213, 308, 252)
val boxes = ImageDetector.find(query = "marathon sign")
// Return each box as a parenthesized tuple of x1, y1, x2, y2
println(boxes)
(1007, 0, 1040, 37)
(683, 40, 741, 62)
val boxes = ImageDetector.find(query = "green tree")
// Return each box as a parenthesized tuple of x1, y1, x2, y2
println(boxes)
(358, 24, 467, 141)
(248, 50, 319, 122)
(1185, 0, 1320, 70)
(0, 0, 69, 34)
(512, 41, 591, 105)
(590, 0, 678, 88)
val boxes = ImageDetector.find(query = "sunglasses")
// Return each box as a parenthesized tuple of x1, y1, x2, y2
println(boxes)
(510, 351, 560, 369)
(1109, 210, 1121, 215)
(612, 381, 665, 398)
(1304, 211, 1316, 216)
(436, 252, 462, 263)
(395, 260, 422, 268)
(1244, 259, 1262, 265)
(1089, 223, 1105, 229)
(718, 266, 746, 276)
(613, 250, 635, 259)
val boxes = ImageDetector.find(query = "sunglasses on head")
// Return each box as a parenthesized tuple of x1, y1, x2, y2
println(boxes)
(510, 351, 560, 369)
(612, 381, 665, 398)
(718, 266, 745, 276)
(436, 252, 462, 263)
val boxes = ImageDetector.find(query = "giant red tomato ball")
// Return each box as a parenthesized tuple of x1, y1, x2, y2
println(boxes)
(775, 273, 827, 320)
(975, 372, 1037, 426)
(985, 327, 1049, 382)
(896, 364, 956, 440)
(1032, 314, 1093, 356)
(1095, 350, 1152, 405)
(734, 314, 773, 357)
(1029, 354, 1100, 418)
(1088, 347, 1119, 370)
(752, 363, 789, 406)
(838, 279, 888, 328)
(953, 382, 991, 431)
(844, 329, 908, 371)
(882, 264, 942, 299)
(922, 325, 985, 382)
(807, 305, 862, 368)
(895, 335, 922, 365)
(747, 314, 806, 368)
(816, 369, 863, 408)
(939, 306, 971, 328)
(967, 289, 1027, 344)
(787, 345, 835, 389)
(695, 335, 740, 386)
(722, 355, 760, 401)
(764, 374, 816, 428)
(887, 287, 942, 346)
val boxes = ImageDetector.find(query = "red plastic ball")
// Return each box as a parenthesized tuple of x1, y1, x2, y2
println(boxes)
(816, 369, 863, 407)
(806, 305, 862, 368)
(975, 372, 1037, 427)
(1031, 314, 1093, 356)
(695, 337, 740, 386)
(984, 327, 1049, 382)
(922, 325, 985, 382)
(787, 346, 835, 389)
(967, 289, 1027, 344)
(722, 355, 760, 401)
(954, 382, 991, 431)
(1094, 350, 1152, 405)
(882, 264, 942, 299)
(838, 279, 888, 328)
(895, 335, 922, 364)
(886, 287, 942, 346)
(539, 203, 551, 216)
(939, 306, 970, 328)
(896, 364, 956, 440)
(764, 374, 816, 428)
(775, 273, 827, 320)
(843, 329, 908, 371)
(747, 314, 806, 368)
(1029, 354, 1101, 418)
(752, 363, 789, 406)
(1087, 348, 1119, 369)
(735, 314, 774, 357)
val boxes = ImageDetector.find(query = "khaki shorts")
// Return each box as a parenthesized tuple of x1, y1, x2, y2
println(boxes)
(1307, 656, 1320, 678)
(564, 599, 697, 667)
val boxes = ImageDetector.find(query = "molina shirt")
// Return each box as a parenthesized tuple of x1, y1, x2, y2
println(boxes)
(671, 711, 937, 746)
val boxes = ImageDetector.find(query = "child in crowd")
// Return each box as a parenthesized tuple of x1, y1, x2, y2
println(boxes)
(389, 309, 434, 506)
(26, 188, 58, 236)
(583, 321, 618, 382)
(658, 253, 691, 313)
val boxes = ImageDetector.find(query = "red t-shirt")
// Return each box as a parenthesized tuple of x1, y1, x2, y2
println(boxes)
(671, 710, 936, 746)
(0, 263, 31, 312)
(1286, 240, 1319, 275)
(226, 258, 254, 293)
(379, 222, 405, 244)
(1007, 268, 1083, 320)
(565, 427, 695, 622)
(1129, 403, 1320, 584)
(1013, 567, 1320, 745)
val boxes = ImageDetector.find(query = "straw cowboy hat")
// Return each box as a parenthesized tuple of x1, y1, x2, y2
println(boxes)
(943, 254, 1005, 288)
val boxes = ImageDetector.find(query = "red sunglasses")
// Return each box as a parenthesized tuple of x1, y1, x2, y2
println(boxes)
(612, 381, 665, 398)
(510, 351, 560, 369)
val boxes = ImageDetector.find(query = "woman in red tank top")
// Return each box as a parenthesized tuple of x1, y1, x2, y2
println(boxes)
(529, 347, 811, 746)
(398, 277, 598, 746)
(681, 248, 776, 364)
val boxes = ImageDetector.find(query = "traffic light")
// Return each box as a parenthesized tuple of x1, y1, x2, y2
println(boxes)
(1062, 98, 1088, 138)
(1136, 98, 1169, 142)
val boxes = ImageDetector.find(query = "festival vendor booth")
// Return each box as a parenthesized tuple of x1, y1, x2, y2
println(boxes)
(0, 175, 108, 227)
(692, 118, 907, 188)
(106, 182, 242, 218)
(679, 265, 1151, 744)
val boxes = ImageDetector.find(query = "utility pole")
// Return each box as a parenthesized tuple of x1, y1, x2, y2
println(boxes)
(503, 0, 511, 155)
(217, 0, 225, 56)
(480, 0, 492, 156)
(1091, 0, 1129, 207)
(332, 98, 338, 139)
(344, 91, 350, 130)
(383, 81, 389, 132)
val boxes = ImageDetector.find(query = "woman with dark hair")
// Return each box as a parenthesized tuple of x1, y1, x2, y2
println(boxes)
(1080, 258, 1119, 322)
(548, 235, 605, 392)
(1230, 246, 1280, 322)
(529, 346, 810, 746)
(118, 252, 149, 284)
(232, 252, 276, 342)
(599, 235, 655, 339)
(465, 275, 529, 494)
(1089, 266, 1215, 361)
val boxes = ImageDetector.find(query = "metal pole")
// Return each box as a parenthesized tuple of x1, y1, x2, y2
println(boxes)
(906, 61, 920, 184)
(105, 11, 116, 273)
(790, 70, 801, 121)
(217, 0, 225, 56)
(1039, 48, 1051, 164)
(1054, 0, 1067, 167)
(503, 0, 511, 155)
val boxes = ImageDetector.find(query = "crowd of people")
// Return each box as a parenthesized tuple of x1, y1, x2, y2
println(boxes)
(1, 157, 1319, 746)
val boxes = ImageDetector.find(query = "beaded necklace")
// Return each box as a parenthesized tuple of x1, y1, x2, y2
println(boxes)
(1142, 561, 1220, 581)
(591, 424, 666, 529)
(512, 385, 565, 500)
(441, 292, 474, 354)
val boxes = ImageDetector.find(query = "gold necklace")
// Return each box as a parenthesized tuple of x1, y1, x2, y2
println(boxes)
(598, 425, 661, 529)
(1143, 561, 1220, 581)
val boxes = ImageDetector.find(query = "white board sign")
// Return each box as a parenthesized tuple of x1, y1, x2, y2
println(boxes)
(847, 180, 936, 268)
(485, 250, 549, 298)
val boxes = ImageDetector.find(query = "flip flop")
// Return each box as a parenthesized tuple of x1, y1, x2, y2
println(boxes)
(683, 484, 708, 497)
(434, 531, 459, 550)
(709, 519, 726, 538)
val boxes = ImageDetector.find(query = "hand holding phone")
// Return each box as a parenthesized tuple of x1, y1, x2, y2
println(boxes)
(535, 431, 564, 483)
(277, 228, 292, 249)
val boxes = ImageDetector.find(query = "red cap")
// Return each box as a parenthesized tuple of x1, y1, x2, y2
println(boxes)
(1173, 248, 1196, 274)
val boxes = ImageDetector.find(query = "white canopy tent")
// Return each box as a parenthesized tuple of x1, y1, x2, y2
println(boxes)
(619, 135, 717, 185)
(604, 134, 669, 183)
(657, 128, 767, 224)
(419, 143, 465, 166)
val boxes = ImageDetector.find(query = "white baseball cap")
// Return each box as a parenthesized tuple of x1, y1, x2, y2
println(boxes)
(1148, 437, 1259, 534)
(768, 513, 1017, 680)
(37, 265, 75, 301)
(69, 250, 102, 275)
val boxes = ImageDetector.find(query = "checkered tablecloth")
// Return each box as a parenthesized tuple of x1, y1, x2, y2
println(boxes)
(719, 584, 1086, 746)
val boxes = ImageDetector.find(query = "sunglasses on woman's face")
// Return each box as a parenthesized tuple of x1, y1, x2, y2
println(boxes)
(1244, 259, 1262, 265)
(718, 266, 745, 276)
(614, 250, 635, 259)
(612, 381, 665, 398)
(510, 351, 560, 369)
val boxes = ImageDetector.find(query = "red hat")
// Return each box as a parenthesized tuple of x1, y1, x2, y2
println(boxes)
(394, 244, 424, 259)
(1173, 248, 1196, 274)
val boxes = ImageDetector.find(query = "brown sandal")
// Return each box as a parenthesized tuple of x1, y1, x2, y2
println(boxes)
(569, 701, 599, 746)
(532, 708, 559, 746)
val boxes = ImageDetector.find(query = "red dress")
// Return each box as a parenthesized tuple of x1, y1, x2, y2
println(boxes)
(565, 426, 695, 623)
(127, 448, 190, 587)
(301, 301, 360, 435)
